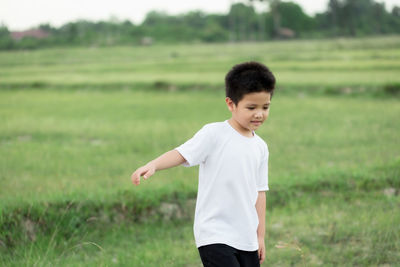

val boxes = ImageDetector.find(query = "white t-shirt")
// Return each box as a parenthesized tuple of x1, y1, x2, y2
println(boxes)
(175, 120, 269, 251)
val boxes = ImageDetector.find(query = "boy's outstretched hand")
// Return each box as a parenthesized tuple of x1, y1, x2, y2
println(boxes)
(130, 150, 186, 186)
(131, 163, 156, 185)
(258, 237, 266, 264)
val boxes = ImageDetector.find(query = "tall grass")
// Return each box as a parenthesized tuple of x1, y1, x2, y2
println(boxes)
(1, 36, 399, 266)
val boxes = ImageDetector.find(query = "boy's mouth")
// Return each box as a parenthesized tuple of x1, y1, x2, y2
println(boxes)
(251, 121, 262, 125)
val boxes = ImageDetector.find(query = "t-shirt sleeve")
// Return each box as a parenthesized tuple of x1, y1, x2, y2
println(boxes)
(257, 144, 269, 191)
(174, 124, 214, 167)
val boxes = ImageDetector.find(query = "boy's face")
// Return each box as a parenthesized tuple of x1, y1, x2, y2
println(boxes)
(226, 91, 271, 136)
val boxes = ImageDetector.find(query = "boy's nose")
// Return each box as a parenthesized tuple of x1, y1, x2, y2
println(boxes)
(254, 113, 262, 119)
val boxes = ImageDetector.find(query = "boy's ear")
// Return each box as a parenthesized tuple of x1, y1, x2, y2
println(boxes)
(225, 97, 235, 112)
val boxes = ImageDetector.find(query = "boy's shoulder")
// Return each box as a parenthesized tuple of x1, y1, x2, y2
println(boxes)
(195, 121, 225, 133)
(196, 121, 227, 139)
(201, 121, 226, 130)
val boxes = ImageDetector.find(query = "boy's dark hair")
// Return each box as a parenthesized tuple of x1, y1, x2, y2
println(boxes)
(225, 61, 276, 105)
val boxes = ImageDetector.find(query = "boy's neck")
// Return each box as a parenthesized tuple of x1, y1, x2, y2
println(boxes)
(227, 118, 254, 138)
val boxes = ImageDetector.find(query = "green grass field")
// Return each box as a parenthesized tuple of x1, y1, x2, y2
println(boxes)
(1, 36, 399, 266)
(1, 36, 400, 89)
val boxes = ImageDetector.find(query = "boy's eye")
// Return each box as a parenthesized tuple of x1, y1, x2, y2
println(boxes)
(247, 107, 269, 110)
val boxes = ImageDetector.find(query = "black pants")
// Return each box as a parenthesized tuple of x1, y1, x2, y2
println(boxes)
(198, 243, 260, 267)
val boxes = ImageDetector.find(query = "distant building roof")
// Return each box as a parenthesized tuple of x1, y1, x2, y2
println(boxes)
(10, 29, 50, 40)
(277, 27, 295, 39)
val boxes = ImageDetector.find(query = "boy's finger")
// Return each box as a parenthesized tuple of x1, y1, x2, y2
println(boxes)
(132, 176, 139, 185)
(261, 248, 265, 263)
(131, 172, 138, 181)
(131, 172, 141, 185)
(143, 170, 151, 179)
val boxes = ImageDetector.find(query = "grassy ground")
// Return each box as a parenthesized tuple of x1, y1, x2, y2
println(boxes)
(1, 36, 399, 266)
(2, 177, 399, 266)
(1, 90, 399, 205)
(1, 36, 400, 89)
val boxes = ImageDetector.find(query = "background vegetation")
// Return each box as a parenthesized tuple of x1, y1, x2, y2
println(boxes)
(0, 23, 399, 267)
(1, 0, 400, 50)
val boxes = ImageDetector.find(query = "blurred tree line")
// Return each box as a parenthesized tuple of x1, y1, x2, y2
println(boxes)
(1, 0, 399, 50)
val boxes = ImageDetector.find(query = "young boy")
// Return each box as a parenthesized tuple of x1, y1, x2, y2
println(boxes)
(131, 61, 275, 267)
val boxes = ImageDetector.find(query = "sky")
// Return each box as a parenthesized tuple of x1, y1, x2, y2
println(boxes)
(1, 0, 399, 31)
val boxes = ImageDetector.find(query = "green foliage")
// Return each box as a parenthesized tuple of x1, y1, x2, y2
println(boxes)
(0, 25, 14, 50)
(0, 25, 10, 38)
(228, 3, 259, 41)
(277, 2, 316, 35)
(201, 19, 229, 42)
(321, 0, 400, 36)
(1, 1, 400, 50)
(383, 83, 400, 95)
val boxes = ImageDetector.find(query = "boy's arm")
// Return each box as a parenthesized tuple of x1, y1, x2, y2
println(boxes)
(256, 191, 266, 264)
(131, 149, 186, 186)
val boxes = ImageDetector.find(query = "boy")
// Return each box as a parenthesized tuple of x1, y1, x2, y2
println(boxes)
(131, 61, 275, 267)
